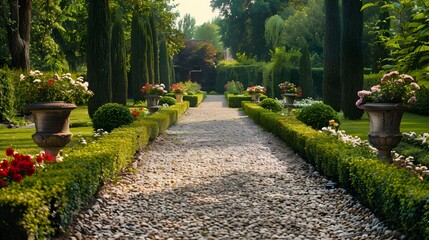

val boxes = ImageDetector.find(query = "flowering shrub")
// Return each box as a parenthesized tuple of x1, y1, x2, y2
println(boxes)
(356, 71, 420, 107)
(246, 85, 266, 94)
(403, 132, 429, 150)
(18, 70, 93, 105)
(140, 83, 166, 95)
(0, 148, 54, 188)
(278, 81, 302, 97)
(321, 126, 429, 180)
(130, 107, 149, 119)
(169, 83, 185, 94)
(224, 80, 244, 94)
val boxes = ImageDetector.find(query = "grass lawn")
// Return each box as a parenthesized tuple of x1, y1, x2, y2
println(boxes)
(341, 112, 429, 140)
(0, 105, 94, 154)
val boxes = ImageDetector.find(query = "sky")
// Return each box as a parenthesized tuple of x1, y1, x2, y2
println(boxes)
(173, 0, 220, 26)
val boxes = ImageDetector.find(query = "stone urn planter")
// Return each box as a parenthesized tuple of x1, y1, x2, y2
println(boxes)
(145, 94, 162, 114)
(175, 93, 184, 102)
(358, 103, 405, 162)
(26, 102, 77, 158)
(282, 93, 296, 107)
(251, 93, 262, 103)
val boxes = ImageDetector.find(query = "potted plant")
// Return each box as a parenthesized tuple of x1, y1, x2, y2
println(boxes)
(140, 83, 166, 114)
(246, 85, 266, 103)
(20, 70, 93, 158)
(356, 71, 420, 162)
(169, 83, 185, 102)
(278, 81, 302, 106)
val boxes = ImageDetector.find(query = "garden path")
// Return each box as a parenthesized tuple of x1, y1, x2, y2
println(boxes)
(66, 95, 401, 240)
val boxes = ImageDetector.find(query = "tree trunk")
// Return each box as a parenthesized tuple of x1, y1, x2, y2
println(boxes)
(6, 0, 32, 70)
(323, 0, 341, 111)
(87, 0, 111, 118)
(340, 0, 364, 120)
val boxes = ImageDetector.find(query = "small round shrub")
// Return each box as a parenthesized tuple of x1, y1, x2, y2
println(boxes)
(259, 98, 283, 112)
(92, 103, 134, 132)
(297, 103, 340, 130)
(159, 96, 176, 106)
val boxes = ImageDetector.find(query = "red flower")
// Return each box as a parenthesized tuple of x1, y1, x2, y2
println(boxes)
(1, 159, 8, 169)
(43, 153, 55, 163)
(47, 79, 55, 85)
(12, 173, 23, 182)
(36, 155, 43, 164)
(6, 148, 14, 156)
(26, 167, 35, 176)
(0, 169, 8, 177)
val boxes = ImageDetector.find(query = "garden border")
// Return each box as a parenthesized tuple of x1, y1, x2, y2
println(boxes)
(242, 101, 429, 240)
(0, 102, 190, 239)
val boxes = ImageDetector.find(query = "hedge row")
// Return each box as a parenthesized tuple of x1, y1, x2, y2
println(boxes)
(242, 102, 429, 239)
(183, 92, 206, 107)
(0, 102, 189, 239)
(226, 94, 268, 108)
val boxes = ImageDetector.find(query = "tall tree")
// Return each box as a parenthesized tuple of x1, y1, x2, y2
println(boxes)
(265, 15, 285, 49)
(144, 14, 155, 84)
(130, 7, 148, 101)
(3, 0, 32, 70)
(111, 13, 127, 105)
(323, 0, 341, 111)
(194, 23, 223, 51)
(177, 13, 196, 39)
(87, 0, 111, 117)
(340, 0, 363, 119)
(149, 10, 159, 84)
(159, 33, 171, 87)
(299, 39, 313, 98)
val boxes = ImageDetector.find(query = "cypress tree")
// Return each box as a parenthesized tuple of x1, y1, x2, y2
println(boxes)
(299, 39, 313, 98)
(111, 13, 128, 105)
(87, 0, 111, 118)
(159, 33, 171, 87)
(149, 10, 160, 84)
(340, 0, 364, 119)
(130, 7, 148, 102)
(323, 0, 341, 111)
(144, 15, 155, 84)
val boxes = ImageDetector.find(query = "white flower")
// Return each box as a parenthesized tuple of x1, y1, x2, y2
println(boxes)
(33, 79, 41, 83)
(20, 74, 25, 81)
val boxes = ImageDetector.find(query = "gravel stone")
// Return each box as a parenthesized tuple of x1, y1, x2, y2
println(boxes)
(63, 96, 402, 239)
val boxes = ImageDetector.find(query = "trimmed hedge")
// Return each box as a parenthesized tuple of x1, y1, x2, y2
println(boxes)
(0, 102, 189, 239)
(183, 92, 206, 107)
(226, 94, 267, 108)
(242, 102, 429, 239)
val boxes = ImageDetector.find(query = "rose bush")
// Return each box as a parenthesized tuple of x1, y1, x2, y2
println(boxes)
(278, 81, 302, 97)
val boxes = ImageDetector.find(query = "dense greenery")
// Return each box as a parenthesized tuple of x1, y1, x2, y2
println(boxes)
(92, 103, 134, 132)
(297, 103, 340, 130)
(259, 98, 283, 112)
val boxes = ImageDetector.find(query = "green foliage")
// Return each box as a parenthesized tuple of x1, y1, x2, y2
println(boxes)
(130, 9, 148, 102)
(258, 98, 282, 112)
(183, 93, 206, 107)
(242, 101, 429, 238)
(159, 96, 176, 106)
(0, 68, 16, 121)
(410, 85, 429, 116)
(297, 103, 340, 130)
(92, 103, 134, 132)
(226, 94, 267, 108)
(87, 0, 111, 118)
(177, 14, 196, 39)
(265, 15, 286, 49)
(299, 41, 313, 98)
(194, 23, 223, 50)
(215, 63, 264, 93)
(364, 73, 383, 90)
(111, 13, 128, 105)
(224, 80, 244, 94)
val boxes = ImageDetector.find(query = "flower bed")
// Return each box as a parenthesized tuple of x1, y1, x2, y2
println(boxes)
(242, 101, 429, 239)
(0, 102, 189, 239)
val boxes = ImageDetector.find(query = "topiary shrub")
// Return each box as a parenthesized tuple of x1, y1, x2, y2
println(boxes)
(258, 98, 282, 112)
(92, 103, 134, 132)
(159, 96, 176, 106)
(297, 103, 340, 130)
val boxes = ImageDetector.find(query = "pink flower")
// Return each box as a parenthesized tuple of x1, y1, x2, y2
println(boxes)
(407, 96, 417, 104)
(357, 90, 372, 98)
(410, 82, 420, 90)
(355, 98, 363, 107)
(371, 85, 381, 93)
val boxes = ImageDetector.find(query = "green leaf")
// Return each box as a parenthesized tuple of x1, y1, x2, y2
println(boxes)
(413, 13, 426, 20)
(361, 3, 376, 11)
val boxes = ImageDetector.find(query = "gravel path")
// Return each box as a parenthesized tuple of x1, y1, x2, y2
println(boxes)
(66, 95, 402, 240)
